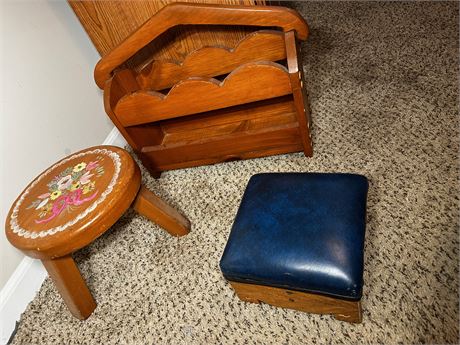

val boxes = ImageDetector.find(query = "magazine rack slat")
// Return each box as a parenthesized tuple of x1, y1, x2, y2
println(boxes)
(96, 3, 313, 175)
(115, 62, 292, 126)
(136, 30, 286, 90)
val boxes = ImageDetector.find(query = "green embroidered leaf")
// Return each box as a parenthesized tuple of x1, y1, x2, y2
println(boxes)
(96, 166, 105, 176)
(71, 171, 83, 180)
(61, 167, 73, 177)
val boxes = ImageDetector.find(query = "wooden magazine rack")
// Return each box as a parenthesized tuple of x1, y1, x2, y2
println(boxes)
(95, 3, 312, 176)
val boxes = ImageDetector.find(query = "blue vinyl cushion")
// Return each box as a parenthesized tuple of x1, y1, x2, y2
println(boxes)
(220, 173, 368, 300)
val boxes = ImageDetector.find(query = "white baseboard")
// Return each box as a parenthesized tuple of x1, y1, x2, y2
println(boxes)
(0, 258, 47, 345)
(0, 126, 125, 345)
(102, 126, 127, 147)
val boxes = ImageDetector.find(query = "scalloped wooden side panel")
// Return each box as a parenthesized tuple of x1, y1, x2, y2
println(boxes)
(136, 30, 287, 90)
(115, 62, 292, 127)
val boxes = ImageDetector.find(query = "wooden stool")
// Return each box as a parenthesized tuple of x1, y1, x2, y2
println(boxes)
(5, 145, 190, 319)
(220, 173, 368, 323)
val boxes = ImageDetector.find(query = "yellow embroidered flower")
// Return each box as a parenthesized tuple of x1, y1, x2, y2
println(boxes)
(73, 162, 87, 172)
(49, 190, 62, 200)
(70, 181, 81, 191)
(82, 181, 95, 195)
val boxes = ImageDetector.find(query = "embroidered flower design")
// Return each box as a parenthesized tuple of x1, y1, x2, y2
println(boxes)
(79, 171, 93, 185)
(69, 181, 81, 191)
(27, 156, 106, 223)
(49, 190, 62, 200)
(73, 162, 87, 172)
(57, 175, 72, 190)
(86, 161, 98, 171)
(82, 181, 95, 195)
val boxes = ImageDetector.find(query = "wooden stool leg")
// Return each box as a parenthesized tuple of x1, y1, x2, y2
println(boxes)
(41, 255, 96, 320)
(132, 185, 191, 237)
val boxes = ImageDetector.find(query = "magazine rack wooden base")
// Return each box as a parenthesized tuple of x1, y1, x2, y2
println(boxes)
(95, 3, 313, 176)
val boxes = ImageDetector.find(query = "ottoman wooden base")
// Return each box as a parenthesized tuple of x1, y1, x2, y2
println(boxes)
(229, 281, 362, 323)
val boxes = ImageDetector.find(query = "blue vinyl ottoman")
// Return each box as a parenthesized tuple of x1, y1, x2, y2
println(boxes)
(220, 173, 368, 323)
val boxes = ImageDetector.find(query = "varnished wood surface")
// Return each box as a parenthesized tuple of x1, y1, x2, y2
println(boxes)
(285, 30, 312, 156)
(229, 281, 363, 323)
(69, 0, 264, 59)
(42, 255, 96, 320)
(146, 129, 302, 171)
(5, 146, 193, 319)
(162, 103, 298, 144)
(133, 186, 190, 237)
(104, 71, 143, 151)
(143, 123, 301, 171)
(5, 146, 193, 259)
(103, 73, 165, 176)
(136, 30, 287, 90)
(114, 62, 292, 126)
(94, 2, 308, 88)
(97, 3, 311, 175)
(5, 146, 141, 259)
(136, 96, 302, 170)
(160, 96, 296, 134)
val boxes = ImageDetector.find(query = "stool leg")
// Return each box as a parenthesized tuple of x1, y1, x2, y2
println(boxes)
(132, 185, 191, 237)
(41, 255, 96, 320)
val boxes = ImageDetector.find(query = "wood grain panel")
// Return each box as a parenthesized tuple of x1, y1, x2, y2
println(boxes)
(164, 113, 297, 144)
(93, 3, 308, 88)
(140, 145, 301, 172)
(73, 1, 312, 174)
(285, 30, 312, 156)
(115, 62, 292, 126)
(136, 30, 286, 90)
(136, 97, 302, 171)
(229, 281, 362, 323)
(142, 124, 302, 171)
(69, 0, 265, 70)
(103, 70, 142, 151)
(160, 96, 296, 141)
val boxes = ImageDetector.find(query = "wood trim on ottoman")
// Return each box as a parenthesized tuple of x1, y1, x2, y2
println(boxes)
(229, 281, 362, 323)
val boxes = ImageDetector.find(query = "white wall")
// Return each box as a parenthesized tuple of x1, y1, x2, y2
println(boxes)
(0, 1, 113, 290)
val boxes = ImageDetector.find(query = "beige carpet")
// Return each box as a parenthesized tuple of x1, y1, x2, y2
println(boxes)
(11, 1, 459, 344)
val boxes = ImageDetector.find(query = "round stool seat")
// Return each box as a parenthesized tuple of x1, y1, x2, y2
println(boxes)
(5, 145, 141, 260)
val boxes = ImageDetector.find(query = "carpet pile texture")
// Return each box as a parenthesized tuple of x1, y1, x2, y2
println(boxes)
(11, 1, 459, 344)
